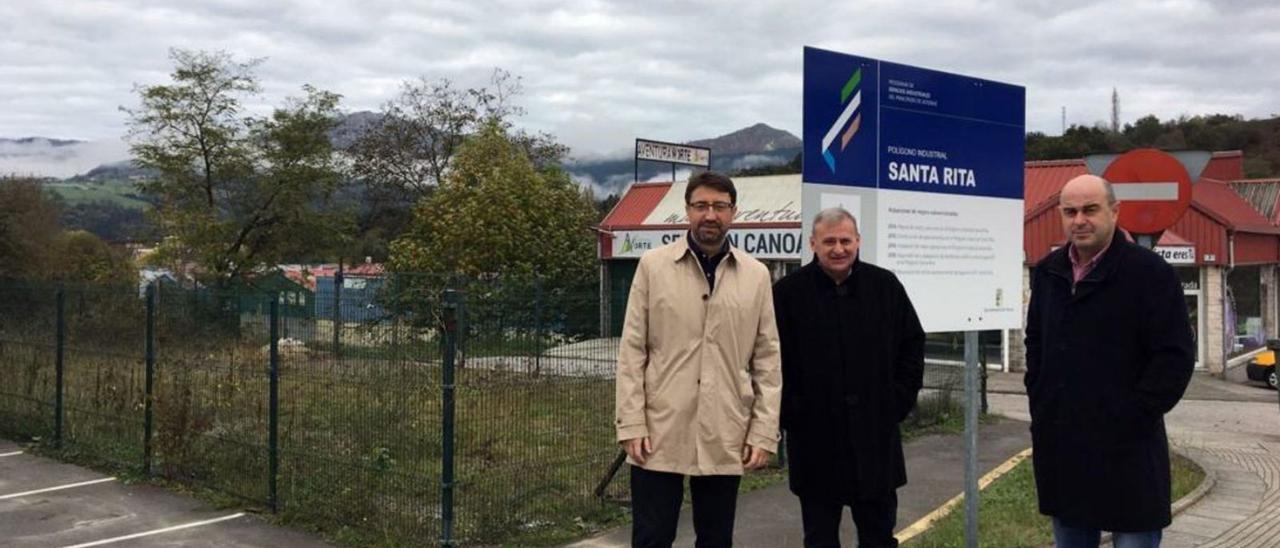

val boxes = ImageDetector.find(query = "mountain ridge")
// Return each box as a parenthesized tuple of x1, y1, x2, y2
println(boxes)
(2, 119, 803, 195)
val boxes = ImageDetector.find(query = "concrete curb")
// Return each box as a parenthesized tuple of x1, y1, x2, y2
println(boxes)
(1169, 448, 1217, 517)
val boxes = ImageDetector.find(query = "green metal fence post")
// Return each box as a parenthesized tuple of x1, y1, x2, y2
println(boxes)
(980, 335, 989, 415)
(441, 289, 461, 546)
(144, 283, 156, 475)
(54, 288, 65, 449)
(534, 280, 544, 373)
(332, 262, 343, 357)
(268, 297, 280, 512)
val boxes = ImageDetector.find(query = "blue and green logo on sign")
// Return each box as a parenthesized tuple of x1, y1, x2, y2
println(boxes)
(822, 68, 863, 173)
(803, 47, 877, 187)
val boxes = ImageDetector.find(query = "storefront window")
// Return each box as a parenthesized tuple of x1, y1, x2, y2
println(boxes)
(1176, 267, 1200, 291)
(1176, 267, 1200, 360)
(1227, 266, 1262, 357)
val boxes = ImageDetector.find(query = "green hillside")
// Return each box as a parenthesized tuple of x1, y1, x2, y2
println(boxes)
(43, 179, 151, 209)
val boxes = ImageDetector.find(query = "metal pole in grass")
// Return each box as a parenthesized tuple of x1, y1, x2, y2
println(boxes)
(268, 297, 280, 512)
(441, 289, 461, 547)
(964, 330, 980, 548)
(144, 283, 156, 475)
(54, 288, 65, 449)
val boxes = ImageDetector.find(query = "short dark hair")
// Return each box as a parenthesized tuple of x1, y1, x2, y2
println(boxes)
(684, 171, 737, 205)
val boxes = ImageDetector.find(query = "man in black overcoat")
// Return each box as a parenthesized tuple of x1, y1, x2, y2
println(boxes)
(1025, 174, 1194, 548)
(773, 207, 925, 548)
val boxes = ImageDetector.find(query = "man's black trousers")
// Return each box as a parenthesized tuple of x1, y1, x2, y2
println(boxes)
(630, 465, 742, 548)
(799, 491, 899, 548)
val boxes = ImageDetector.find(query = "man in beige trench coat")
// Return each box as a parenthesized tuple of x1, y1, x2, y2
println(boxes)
(615, 171, 782, 548)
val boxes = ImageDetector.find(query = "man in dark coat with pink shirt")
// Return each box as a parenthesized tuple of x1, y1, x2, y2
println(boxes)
(1025, 174, 1194, 548)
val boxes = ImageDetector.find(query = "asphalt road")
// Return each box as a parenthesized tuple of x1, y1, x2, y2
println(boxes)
(0, 439, 331, 547)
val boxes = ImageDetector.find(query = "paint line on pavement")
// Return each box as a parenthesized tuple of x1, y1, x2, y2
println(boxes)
(62, 512, 247, 548)
(0, 451, 23, 457)
(894, 447, 1033, 543)
(0, 477, 116, 500)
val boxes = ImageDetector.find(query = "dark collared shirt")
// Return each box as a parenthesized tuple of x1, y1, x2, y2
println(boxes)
(687, 232, 730, 293)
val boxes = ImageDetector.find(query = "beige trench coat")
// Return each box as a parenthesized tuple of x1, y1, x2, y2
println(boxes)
(614, 238, 782, 476)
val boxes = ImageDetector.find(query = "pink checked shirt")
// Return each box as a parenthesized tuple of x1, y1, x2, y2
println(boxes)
(1069, 234, 1115, 287)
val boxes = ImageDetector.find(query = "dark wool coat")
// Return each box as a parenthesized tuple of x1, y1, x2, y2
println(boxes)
(773, 259, 925, 501)
(1025, 237, 1194, 532)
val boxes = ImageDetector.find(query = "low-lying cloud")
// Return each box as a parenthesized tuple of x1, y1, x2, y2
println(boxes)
(0, 138, 131, 179)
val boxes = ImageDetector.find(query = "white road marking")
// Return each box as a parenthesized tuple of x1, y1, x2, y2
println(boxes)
(61, 512, 247, 548)
(0, 451, 23, 457)
(0, 477, 116, 500)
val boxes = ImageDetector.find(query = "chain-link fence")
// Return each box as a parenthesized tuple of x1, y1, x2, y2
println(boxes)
(0, 274, 992, 546)
(0, 275, 626, 546)
(0, 282, 59, 441)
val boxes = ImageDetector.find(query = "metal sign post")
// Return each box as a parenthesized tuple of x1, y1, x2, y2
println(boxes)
(964, 331, 980, 548)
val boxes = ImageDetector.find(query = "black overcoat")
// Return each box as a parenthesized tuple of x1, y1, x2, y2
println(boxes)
(773, 259, 925, 501)
(1025, 237, 1194, 531)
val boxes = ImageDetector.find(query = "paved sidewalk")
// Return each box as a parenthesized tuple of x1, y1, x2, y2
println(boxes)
(1163, 442, 1280, 548)
(574, 371, 1279, 548)
(990, 379, 1280, 548)
(568, 417, 1033, 547)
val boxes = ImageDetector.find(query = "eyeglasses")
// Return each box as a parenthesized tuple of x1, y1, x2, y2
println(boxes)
(687, 201, 734, 213)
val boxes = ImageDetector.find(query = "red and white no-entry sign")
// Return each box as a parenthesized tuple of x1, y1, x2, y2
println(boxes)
(1101, 148, 1194, 235)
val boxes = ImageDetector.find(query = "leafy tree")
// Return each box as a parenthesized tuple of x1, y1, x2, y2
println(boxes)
(344, 70, 569, 262)
(125, 49, 350, 286)
(0, 177, 62, 280)
(1032, 113, 1280, 178)
(597, 193, 621, 221)
(1244, 156, 1273, 179)
(47, 230, 138, 285)
(348, 69, 567, 204)
(1125, 115, 1165, 147)
(388, 120, 595, 283)
(1026, 125, 1121, 160)
(387, 121, 597, 339)
(62, 200, 157, 243)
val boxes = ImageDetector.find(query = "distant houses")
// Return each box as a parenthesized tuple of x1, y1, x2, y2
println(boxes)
(314, 266, 391, 323)
(138, 262, 390, 323)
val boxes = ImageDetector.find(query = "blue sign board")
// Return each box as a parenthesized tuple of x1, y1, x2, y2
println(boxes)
(801, 46, 1026, 332)
(802, 47, 1025, 200)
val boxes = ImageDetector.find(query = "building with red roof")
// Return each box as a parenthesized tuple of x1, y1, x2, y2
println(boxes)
(598, 151, 1280, 376)
(1018, 151, 1280, 375)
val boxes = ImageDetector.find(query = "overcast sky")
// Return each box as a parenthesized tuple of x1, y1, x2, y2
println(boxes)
(3, 0, 1279, 161)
